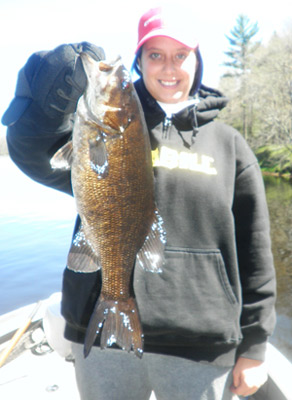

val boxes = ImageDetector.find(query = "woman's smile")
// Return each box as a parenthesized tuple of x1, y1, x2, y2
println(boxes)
(159, 79, 179, 87)
(139, 36, 197, 103)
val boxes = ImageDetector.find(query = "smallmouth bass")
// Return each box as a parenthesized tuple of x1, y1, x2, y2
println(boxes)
(51, 54, 165, 358)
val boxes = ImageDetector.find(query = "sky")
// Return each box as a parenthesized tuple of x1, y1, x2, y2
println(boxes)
(0, 0, 291, 138)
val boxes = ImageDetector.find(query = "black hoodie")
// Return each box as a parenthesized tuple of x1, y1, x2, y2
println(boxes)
(4, 76, 276, 367)
(132, 79, 276, 365)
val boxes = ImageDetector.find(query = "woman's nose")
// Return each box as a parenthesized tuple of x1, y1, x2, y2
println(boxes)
(162, 58, 176, 74)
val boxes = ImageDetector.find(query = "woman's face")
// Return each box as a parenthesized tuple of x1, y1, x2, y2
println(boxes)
(139, 36, 197, 104)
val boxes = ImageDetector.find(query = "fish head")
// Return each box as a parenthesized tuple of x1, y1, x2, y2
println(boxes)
(80, 53, 136, 135)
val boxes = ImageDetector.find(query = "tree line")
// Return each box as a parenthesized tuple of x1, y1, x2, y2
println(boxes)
(218, 15, 292, 175)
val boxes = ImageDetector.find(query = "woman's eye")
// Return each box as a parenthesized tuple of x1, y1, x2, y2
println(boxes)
(150, 52, 161, 60)
(176, 53, 187, 61)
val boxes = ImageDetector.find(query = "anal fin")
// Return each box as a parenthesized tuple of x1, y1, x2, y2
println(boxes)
(136, 209, 166, 273)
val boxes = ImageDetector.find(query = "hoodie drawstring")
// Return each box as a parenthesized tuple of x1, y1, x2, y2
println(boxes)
(162, 103, 199, 148)
(177, 131, 191, 149)
(163, 116, 172, 139)
(191, 106, 199, 145)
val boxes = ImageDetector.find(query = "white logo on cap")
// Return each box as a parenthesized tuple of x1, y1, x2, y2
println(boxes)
(144, 14, 161, 27)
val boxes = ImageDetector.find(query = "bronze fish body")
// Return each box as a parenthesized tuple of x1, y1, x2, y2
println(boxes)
(51, 54, 165, 358)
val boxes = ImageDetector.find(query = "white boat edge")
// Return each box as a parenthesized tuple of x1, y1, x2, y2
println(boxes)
(0, 292, 291, 400)
(0, 292, 62, 339)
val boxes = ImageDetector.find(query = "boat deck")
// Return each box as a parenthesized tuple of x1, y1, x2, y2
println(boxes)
(0, 294, 291, 400)
(0, 340, 79, 399)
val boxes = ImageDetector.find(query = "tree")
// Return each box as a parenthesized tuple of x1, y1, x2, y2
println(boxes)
(219, 23, 292, 173)
(224, 14, 259, 76)
(222, 15, 260, 139)
(250, 31, 292, 146)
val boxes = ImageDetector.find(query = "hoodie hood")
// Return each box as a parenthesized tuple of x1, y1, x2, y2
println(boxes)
(134, 78, 228, 132)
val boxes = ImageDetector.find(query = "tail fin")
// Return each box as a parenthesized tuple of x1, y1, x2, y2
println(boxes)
(84, 294, 144, 359)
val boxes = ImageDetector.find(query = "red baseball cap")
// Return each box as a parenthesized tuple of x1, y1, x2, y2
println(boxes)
(135, 7, 199, 54)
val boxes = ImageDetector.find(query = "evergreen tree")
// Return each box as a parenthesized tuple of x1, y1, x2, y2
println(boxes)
(219, 22, 292, 172)
(224, 14, 259, 76)
(223, 15, 259, 139)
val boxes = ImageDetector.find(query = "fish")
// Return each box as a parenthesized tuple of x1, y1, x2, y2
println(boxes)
(51, 54, 165, 359)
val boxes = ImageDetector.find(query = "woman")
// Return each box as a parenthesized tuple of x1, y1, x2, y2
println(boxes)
(2, 6, 276, 400)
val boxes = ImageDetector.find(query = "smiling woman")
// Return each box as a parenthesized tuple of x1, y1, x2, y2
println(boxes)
(2, 4, 276, 400)
(138, 37, 197, 103)
(132, 6, 203, 103)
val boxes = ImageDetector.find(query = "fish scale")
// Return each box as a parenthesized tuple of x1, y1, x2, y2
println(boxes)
(51, 54, 166, 358)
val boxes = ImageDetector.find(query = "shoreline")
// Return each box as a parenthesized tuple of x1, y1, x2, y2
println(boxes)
(262, 170, 292, 181)
(2, 154, 291, 179)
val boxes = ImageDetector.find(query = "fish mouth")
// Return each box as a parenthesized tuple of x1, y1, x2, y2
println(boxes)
(80, 53, 132, 134)
(99, 56, 122, 72)
(80, 53, 123, 73)
(78, 42, 105, 61)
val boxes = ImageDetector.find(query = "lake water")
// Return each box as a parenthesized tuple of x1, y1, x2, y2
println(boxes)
(0, 156, 76, 313)
(1, 156, 292, 362)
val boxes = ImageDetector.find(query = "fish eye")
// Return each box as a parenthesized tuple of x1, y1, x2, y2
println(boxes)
(121, 79, 130, 90)
(120, 70, 131, 90)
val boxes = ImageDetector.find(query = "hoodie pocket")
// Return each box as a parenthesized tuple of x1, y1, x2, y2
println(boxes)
(134, 247, 242, 344)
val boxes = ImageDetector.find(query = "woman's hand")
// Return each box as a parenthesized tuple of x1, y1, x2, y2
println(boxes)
(230, 357, 268, 397)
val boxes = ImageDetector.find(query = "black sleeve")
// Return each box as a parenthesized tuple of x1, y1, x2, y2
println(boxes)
(2, 42, 105, 124)
(2, 42, 106, 195)
(6, 100, 73, 195)
(232, 134, 277, 361)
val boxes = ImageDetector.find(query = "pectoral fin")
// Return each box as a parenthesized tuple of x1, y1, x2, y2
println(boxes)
(136, 209, 166, 273)
(50, 141, 73, 170)
(67, 226, 101, 273)
(89, 135, 108, 178)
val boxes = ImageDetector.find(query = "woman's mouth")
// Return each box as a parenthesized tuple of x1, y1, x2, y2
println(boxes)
(159, 80, 178, 87)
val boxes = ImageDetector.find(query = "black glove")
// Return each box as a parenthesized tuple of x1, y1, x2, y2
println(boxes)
(2, 42, 105, 126)
(28, 42, 105, 118)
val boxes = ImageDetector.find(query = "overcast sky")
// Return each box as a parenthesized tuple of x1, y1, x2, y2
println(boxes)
(0, 0, 291, 137)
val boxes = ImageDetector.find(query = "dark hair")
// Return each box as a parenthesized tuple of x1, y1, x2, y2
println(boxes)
(131, 48, 143, 77)
(131, 47, 203, 96)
